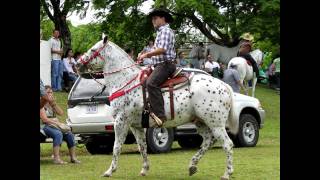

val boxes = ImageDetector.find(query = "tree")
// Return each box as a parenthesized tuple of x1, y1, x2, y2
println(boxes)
(92, 0, 155, 57)
(92, 0, 279, 49)
(40, 0, 90, 52)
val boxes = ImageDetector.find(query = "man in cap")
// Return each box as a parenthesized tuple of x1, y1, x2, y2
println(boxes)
(137, 8, 176, 126)
(237, 33, 259, 77)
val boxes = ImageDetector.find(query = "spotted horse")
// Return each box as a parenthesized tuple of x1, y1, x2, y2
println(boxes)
(77, 40, 239, 180)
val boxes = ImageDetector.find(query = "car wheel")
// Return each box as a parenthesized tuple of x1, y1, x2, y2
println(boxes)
(146, 127, 174, 153)
(234, 114, 259, 147)
(85, 136, 114, 155)
(177, 135, 203, 149)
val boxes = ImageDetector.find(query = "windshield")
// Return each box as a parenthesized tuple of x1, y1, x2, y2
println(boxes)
(70, 77, 109, 99)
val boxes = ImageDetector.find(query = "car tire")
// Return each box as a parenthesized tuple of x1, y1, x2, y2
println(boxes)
(85, 136, 114, 155)
(146, 127, 174, 154)
(233, 114, 259, 147)
(177, 135, 203, 149)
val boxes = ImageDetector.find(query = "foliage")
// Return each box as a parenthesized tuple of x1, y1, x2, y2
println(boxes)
(91, 0, 279, 53)
(40, 19, 55, 41)
(70, 23, 103, 53)
(92, 0, 155, 57)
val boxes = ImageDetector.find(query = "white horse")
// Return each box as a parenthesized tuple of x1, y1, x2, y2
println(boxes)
(227, 49, 264, 97)
(77, 40, 240, 180)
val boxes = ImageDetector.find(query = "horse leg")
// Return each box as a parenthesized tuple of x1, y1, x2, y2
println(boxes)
(129, 127, 150, 176)
(102, 117, 130, 177)
(189, 121, 217, 176)
(252, 77, 257, 97)
(211, 127, 234, 180)
(242, 80, 248, 95)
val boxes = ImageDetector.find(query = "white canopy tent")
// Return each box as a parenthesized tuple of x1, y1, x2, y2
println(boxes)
(40, 40, 51, 86)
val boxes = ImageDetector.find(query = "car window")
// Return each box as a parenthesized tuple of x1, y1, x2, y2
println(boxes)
(70, 78, 109, 99)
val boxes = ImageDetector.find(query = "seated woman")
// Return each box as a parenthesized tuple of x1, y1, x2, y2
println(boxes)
(40, 85, 80, 164)
(63, 49, 78, 92)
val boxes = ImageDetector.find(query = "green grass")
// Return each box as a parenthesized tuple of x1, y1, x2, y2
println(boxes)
(40, 84, 280, 180)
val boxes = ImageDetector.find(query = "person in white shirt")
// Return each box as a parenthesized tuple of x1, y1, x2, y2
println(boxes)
(48, 30, 64, 92)
(62, 49, 78, 91)
(204, 54, 220, 78)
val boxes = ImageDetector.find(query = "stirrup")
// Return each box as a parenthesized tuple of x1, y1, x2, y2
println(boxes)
(171, 68, 183, 78)
(150, 112, 163, 126)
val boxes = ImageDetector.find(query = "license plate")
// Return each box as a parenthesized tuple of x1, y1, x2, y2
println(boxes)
(86, 104, 98, 114)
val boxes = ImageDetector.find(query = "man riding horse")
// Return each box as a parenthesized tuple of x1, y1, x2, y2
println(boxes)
(237, 33, 259, 77)
(137, 8, 177, 126)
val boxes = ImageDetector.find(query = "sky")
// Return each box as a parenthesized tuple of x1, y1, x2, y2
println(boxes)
(68, 0, 154, 26)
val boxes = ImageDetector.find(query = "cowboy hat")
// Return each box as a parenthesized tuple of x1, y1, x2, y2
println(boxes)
(240, 33, 254, 41)
(148, 8, 173, 23)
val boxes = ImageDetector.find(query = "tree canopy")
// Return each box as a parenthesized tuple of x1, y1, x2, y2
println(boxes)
(91, 0, 279, 53)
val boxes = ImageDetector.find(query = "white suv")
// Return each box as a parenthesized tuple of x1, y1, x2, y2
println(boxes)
(66, 69, 265, 154)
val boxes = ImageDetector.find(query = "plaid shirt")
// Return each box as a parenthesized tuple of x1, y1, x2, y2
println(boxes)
(152, 24, 176, 64)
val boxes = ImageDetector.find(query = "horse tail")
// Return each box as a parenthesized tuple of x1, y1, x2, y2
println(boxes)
(226, 84, 239, 135)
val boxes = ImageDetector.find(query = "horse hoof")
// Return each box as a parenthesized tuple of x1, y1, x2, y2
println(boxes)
(189, 166, 197, 176)
(140, 172, 146, 176)
(220, 176, 229, 180)
(101, 172, 112, 177)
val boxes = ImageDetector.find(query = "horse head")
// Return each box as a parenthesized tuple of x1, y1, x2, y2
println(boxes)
(76, 40, 107, 76)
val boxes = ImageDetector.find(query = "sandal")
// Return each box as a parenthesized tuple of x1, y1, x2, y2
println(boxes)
(53, 159, 68, 165)
(70, 159, 81, 164)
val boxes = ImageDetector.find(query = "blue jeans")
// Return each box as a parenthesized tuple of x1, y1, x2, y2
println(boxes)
(43, 125, 75, 148)
(68, 72, 78, 82)
(51, 60, 64, 91)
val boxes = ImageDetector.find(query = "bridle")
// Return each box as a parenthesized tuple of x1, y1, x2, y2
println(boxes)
(78, 43, 145, 102)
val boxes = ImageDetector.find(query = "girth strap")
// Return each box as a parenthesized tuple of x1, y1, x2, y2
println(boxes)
(168, 83, 175, 120)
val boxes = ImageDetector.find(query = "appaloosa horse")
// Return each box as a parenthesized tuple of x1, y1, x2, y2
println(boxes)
(227, 49, 264, 97)
(77, 40, 239, 180)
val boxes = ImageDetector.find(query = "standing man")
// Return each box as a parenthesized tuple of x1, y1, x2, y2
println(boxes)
(223, 63, 248, 94)
(191, 42, 205, 69)
(273, 56, 280, 90)
(137, 8, 176, 126)
(49, 29, 64, 92)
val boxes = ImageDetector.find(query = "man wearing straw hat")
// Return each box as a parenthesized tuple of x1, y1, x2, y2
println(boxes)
(237, 33, 259, 77)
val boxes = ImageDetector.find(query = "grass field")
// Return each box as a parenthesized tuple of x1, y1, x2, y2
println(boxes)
(40, 84, 280, 180)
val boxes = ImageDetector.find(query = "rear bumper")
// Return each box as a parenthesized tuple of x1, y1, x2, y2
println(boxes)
(66, 118, 115, 134)
(175, 123, 198, 136)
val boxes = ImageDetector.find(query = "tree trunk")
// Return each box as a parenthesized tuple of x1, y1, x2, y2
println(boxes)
(54, 15, 72, 55)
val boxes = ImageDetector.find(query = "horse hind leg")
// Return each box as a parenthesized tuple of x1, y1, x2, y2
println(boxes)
(130, 126, 150, 176)
(211, 127, 234, 180)
(102, 118, 130, 177)
(189, 121, 217, 176)
(252, 77, 257, 97)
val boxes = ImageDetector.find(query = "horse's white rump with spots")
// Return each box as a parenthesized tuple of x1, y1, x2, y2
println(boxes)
(77, 40, 239, 180)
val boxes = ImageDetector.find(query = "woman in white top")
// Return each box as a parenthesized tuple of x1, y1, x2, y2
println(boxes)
(62, 49, 78, 91)
(204, 54, 220, 78)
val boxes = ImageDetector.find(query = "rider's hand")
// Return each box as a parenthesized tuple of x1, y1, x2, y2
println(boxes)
(137, 53, 147, 62)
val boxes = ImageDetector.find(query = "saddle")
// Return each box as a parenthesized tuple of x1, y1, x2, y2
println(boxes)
(140, 67, 193, 122)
